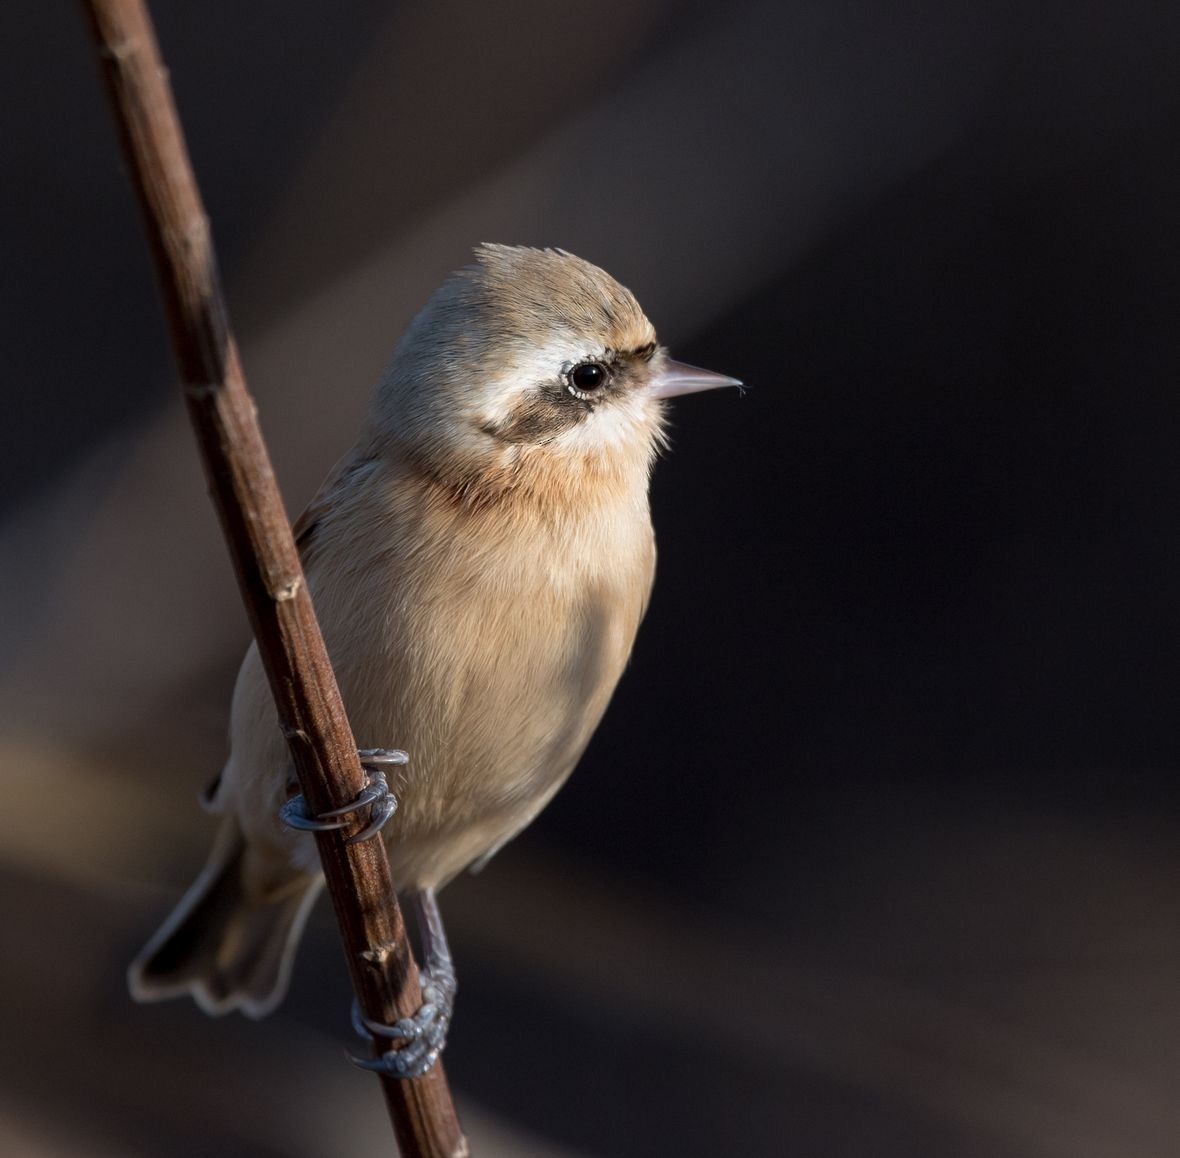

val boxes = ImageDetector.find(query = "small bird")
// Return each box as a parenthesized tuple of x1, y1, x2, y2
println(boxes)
(129, 244, 740, 1075)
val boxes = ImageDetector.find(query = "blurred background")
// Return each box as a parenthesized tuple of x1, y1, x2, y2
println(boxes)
(3, 0, 1180, 1154)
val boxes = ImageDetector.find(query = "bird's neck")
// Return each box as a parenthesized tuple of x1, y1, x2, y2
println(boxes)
(388, 435, 656, 523)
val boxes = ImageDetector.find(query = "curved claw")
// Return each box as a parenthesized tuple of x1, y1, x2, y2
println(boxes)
(318, 770, 389, 818)
(349, 1041, 441, 1080)
(348, 971, 452, 1079)
(279, 761, 400, 842)
(279, 795, 350, 832)
(358, 748, 409, 767)
(346, 792, 399, 845)
(351, 998, 438, 1041)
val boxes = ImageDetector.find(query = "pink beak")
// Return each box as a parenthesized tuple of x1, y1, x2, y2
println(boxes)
(648, 358, 744, 399)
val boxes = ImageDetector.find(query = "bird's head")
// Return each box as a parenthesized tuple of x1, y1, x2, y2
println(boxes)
(367, 244, 739, 506)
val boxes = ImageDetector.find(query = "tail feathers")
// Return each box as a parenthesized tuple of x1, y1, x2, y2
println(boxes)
(128, 818, 321, 1019)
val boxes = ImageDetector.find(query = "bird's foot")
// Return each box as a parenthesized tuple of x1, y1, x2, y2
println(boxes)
(279, 748, 406, 844)
(348, 965, 456, 1079)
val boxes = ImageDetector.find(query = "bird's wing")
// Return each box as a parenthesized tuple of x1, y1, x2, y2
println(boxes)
(292, 450, 378, 568)
(198, 451, 378, 807)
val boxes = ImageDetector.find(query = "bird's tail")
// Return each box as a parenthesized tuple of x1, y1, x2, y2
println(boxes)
(127, 816, 321, 1018)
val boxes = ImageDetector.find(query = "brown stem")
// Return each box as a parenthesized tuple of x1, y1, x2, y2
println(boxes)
(79, 2, 468, 1154)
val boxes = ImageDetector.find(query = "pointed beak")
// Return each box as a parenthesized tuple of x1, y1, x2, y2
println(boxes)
(648, 358, 744, 400)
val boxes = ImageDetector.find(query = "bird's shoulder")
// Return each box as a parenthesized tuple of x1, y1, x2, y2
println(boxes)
(293, 450, 383, 570)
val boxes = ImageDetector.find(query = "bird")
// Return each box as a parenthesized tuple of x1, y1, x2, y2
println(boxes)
(128, 243, 741, 1076)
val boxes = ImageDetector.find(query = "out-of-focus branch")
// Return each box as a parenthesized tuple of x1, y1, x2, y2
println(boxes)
(79, 2, 467, 1154)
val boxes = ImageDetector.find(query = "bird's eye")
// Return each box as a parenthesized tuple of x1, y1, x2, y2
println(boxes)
(567, 362, 609, 397)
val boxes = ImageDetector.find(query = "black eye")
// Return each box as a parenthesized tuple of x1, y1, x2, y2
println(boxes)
(568, 362, 608, 395)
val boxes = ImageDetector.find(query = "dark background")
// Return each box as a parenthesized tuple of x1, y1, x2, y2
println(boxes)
(3, 1, 1180, 1155)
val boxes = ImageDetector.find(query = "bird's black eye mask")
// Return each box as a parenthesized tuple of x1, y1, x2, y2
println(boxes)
(480, 344, 657, 446)
(559, 343, 658, 403)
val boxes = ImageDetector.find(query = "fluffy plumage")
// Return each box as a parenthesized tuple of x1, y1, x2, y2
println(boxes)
(129, 245, 722, 1017)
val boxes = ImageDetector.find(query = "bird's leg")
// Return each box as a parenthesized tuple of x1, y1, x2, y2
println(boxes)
(279, 748, 405, 845)
(350, 887, 456, 1079)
